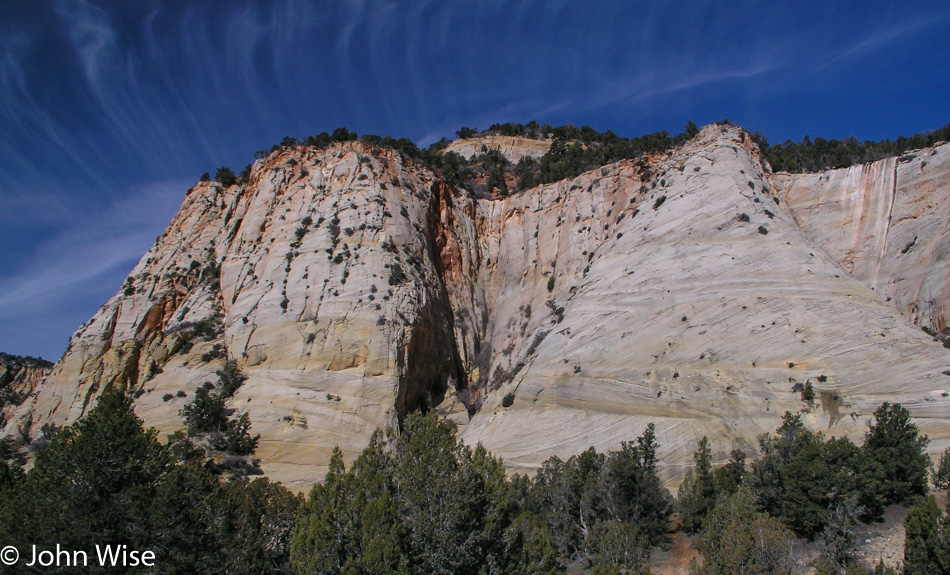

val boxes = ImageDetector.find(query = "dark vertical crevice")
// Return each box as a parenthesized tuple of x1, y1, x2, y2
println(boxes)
(393, 180, 470, 422)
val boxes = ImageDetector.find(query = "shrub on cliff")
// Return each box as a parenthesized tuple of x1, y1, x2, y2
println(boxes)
(215, 166, 237, 186)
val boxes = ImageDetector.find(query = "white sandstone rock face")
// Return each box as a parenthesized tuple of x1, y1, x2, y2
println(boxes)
(5, 125, 950, 489)
(775, 143, 950, 334)
(9, 144, 462, 488)
(460, 126, 950, 481)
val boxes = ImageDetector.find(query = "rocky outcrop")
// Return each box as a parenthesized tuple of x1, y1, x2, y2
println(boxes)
(0, 355, 50, 433)
(5, 125, 950, 489)
(443, 135, 551, 163)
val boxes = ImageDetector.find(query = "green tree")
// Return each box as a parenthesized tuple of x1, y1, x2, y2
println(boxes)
(181, 385, 228, 435)
(389, 414, 511, 574)
(216, 166, 237, 186)
(0, 390, 170, 570)
(712, 449, 746, 495)
(331, 127, 357, 142)
(0, 389, 293, 574)
(603, 424, 674, 547)
(292, 413, 536, 575)
(531, 447, 606, 554)
(750, 413, 882, 539)
(588, 519, 650, 574)
(678, 436, 717, 533)
(933, 447, 950, 490)
(292, 447, 364, 575)
(903, 495, 950, 575)
(515, 156, 538, 190)
(148, 462, 230, 574)
(697, 488, 797, 575)
(487, 167, 508, 195)
(238, 163, 252, 185)
(497, 512, 561, 575)
(815, 496, 865, 575)
(863, 402, 930, 505)
(223, 477, 300, 574)
(685, 120, 699, 138)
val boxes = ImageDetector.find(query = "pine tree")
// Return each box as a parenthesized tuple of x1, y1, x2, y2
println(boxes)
(0, 390, 170, 565)
(903, 495, 947, 575)
(0, 388, 294, 574)
(603, 423, 673, 547)
(678, 436, 717, 533)
(712, 449, 746, 495)
(291, 413, 540, 575)
(863, 402, 930, 505)
(932, 447, 950, 490)
(697, 488, 797, 575)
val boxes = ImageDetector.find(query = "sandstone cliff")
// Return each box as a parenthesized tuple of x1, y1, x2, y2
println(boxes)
(0, 354, 50, 432)
(5, 124, 950, 489)
(777, 146, 950, 334)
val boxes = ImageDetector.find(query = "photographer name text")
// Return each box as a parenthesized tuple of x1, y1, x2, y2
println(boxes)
(0, 544, 155, 568)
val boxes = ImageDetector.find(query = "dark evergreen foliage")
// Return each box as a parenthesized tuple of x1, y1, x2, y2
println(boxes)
(0, 351, 54, 370)
(749, 412, 884, 539)
(291, 413, 557, 575)
(0, 389, 296, 574)
(711, 449, 746, 495)
(678, 436, 717, 533)
(179, 362, 258, 456)
(932, 447, 950, 490)
(751, 122, 950, 173)
(215, 166, 237, 186)
(862, 402, 930, 505)
(903, 495, 950, 575)
(696, 487, 797, 575)
(527, 424, 671, 570)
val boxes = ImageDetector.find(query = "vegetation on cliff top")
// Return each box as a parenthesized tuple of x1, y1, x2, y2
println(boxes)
(750, 121, 950, 173)
(0, 352, 53, 370)
(205, 119, 949, 201)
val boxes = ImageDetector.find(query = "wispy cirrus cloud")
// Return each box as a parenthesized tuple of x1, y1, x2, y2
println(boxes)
(1, 0, 948, 360)
(0, 180, 185, 358)
(823, 10, 950, 70)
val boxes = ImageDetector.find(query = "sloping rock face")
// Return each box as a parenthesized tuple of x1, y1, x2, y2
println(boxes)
(5, 125, 950, 488)
(775, 145, 950, 334)
(459, 128, 950, 477)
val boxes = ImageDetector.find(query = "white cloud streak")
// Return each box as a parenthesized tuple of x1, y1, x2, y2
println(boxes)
(0, 180, 185, 341)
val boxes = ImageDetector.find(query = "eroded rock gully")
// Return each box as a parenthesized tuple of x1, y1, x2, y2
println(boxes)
(4, 126, 950, 490)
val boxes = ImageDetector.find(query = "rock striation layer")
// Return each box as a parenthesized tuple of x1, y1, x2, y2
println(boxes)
(5, 124, 950, 488)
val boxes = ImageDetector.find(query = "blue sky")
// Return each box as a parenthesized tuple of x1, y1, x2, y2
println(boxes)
(1, 0, 949, 361)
